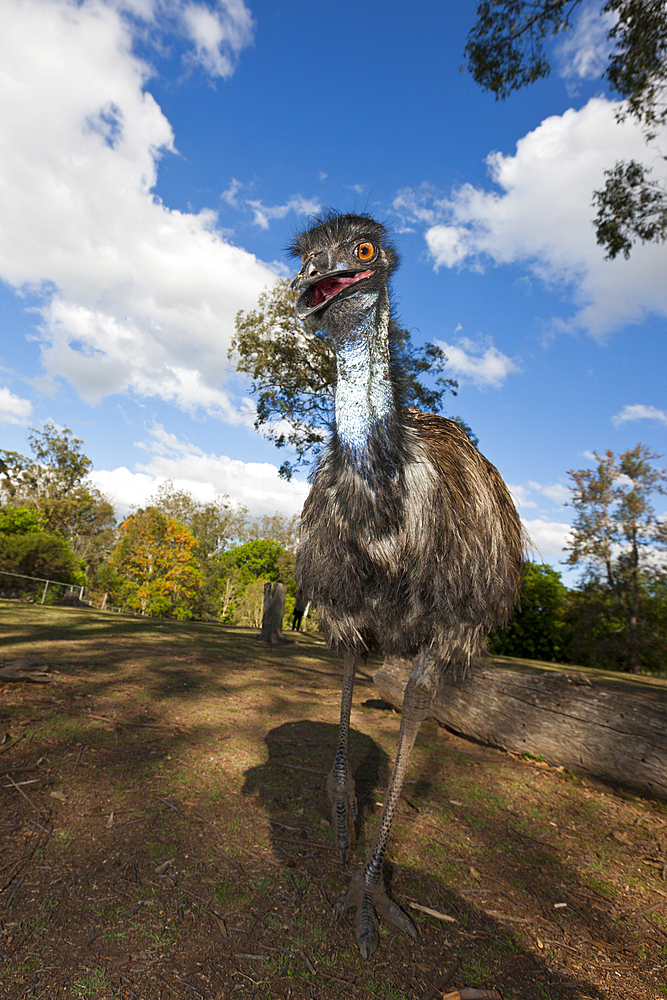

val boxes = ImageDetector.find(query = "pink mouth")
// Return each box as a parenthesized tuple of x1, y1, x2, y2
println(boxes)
(311, 270, 373, 306)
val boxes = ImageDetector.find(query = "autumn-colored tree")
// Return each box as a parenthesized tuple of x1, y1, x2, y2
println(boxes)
(107, 508, 202, 619)
(565, 445, 667, 673)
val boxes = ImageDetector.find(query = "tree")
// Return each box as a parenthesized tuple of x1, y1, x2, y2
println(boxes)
(0, 423, 115, 571)
(107, 508, 202, 619)
(564, 569, 667, 674)
(230, 279, 467, 480)
(489, 561, 571, 661)
(216, 538, 296, 625)
(565, 445, 667, 673)
(0, 505, 84, 596)
(465, 0, 667, 258)
(142, 481, 235, 557)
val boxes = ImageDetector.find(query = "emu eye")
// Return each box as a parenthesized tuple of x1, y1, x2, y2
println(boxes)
(355, 241, 375, 262)
(302, 253, 307, 264)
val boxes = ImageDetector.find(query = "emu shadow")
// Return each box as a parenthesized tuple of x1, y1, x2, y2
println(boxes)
(242, 720, 390, 858)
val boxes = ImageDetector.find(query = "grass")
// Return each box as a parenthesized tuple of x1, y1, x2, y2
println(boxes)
(2, 601, 667, 1000)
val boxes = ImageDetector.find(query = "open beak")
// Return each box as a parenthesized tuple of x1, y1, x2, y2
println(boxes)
(291, 266, 373, 320)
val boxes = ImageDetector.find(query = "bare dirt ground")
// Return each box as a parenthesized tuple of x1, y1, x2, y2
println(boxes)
(1, 600, 666, 1000)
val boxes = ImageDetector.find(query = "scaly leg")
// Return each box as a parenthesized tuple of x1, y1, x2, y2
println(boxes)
(336, 651, 434, 958)
(327, 649, 358, 863)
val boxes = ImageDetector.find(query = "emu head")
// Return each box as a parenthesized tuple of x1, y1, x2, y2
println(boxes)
(288, 211, 399, 325)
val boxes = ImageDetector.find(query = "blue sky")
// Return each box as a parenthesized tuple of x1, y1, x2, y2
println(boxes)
(1, 0, 666, 585)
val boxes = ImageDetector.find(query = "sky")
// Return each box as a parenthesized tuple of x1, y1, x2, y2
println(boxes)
(1, 0, 666, 586)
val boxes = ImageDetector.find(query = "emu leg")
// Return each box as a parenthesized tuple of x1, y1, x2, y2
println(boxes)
(327, 649, 358, 863)
(335, 663, 433, 959)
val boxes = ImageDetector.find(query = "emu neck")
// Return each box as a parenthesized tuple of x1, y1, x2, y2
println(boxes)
(330, 291, 394, 460)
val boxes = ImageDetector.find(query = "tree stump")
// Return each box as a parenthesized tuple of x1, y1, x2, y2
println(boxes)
(260, 582, 287, 643)
(374, 657, 667, 801)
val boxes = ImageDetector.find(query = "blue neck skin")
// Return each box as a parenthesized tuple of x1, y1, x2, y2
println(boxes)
(331, 290, 393, 461)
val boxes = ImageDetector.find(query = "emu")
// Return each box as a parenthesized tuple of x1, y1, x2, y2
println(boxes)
(289, 211, 524, 958)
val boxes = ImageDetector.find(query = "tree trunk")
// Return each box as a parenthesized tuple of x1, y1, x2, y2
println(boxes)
(374, 657, 667, 801)
(260, 582, 287, 643)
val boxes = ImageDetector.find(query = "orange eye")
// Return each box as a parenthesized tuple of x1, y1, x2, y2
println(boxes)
(355, 241, 375, 261)
(302, 253, 307, 264)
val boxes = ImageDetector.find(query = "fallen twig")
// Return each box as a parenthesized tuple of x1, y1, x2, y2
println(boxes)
(4, 873, 26, 907)
(273, 835, 335, 852)
(72, 744, 87, 774)
(623, 896, 667, 918)
(156, 796, 184, 818)
(419, 958, 459, 1000)
(6, 774, 40, 814)
(409, 901, 457, 922)
(0, 732, 28, 754)
(299, 949, 316, 974)
(483, 909, 534, 924)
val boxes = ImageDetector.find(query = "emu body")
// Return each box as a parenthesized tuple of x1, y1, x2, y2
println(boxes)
(289, 211, 524, 958)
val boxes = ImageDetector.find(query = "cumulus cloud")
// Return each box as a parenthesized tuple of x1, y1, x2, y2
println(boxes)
(612, 404, 667, 427)
(555, 2, 617, 83)
(397, 99, 667, 340)
(180, 0, 254, 78)
(0, 386, 33, 425)
(0, 0, 274, 414)
(508, 480, 570, 510)
(435, 336, 520, 388)
(522, 518, 574, 562)
(89, 423, 309, 518)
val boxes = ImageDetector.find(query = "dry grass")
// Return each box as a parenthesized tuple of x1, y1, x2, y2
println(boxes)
(1, 599, 666, 1000)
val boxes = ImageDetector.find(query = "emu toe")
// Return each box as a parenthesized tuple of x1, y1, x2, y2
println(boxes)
(334, 871, 417, 959)
(326, 769, 357, 863)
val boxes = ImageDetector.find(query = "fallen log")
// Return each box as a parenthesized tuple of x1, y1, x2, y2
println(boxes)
(0, 660, 51, 684)
(374, 657, 667, 801)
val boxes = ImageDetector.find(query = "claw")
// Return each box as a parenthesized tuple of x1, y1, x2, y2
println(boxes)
(334, 870, 417, 958)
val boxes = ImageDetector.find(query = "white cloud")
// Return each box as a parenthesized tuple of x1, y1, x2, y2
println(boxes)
(180, 0, 254, 79)
(527, 480, 571, 504)
(522, 518, 574, 562)
(612, 404, 667, 427)
(90, 423, 309, 518)
(246, 196, 322, 230)
(507, 484, 537, 509)
(0, 0, 273, 414)
(0, 386, 33, 425)
(509, 480, 570, 510)
(436, 336, 520, 388)
(555, 2, 617, 83)
(403, 99, 667, 340)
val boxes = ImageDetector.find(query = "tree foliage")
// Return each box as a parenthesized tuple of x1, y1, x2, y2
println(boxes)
(565, 444, 667, 672)
(489, 562, 571, 661)
(107, 508, 203, 619)
(141, 481, 300, 621)
(465, 0, 667, 258)
(565, 569, 667, 673)
(230, 279, 467, 480)
(142, 481, 235, 557)
(0, 423, 115, 576)
(0, 505, 84, 593)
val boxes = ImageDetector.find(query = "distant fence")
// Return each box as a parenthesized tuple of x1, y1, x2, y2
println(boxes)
(0, 569, 85, 605)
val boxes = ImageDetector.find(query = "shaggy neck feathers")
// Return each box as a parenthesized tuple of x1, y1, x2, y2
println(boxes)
(332, 291, 394, 460)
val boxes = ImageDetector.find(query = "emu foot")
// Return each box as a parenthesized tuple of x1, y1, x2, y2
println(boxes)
(326, 769, 357, 863)
(334, 870, 417, 959)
